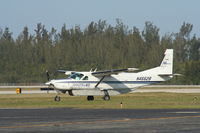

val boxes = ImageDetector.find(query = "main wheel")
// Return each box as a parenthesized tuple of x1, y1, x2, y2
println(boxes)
(103, 95, 110, 101)
(54, 96, 61, 102)
(87, 96, 94, 101)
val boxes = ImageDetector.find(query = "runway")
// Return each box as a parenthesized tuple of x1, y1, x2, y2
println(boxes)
(1, 88, 200, 94)
(0, 108, 200, 132)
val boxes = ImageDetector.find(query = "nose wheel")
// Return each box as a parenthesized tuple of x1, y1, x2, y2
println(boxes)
(54, 96, 61, 102)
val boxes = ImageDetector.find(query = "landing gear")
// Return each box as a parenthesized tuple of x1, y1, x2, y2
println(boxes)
(103, 90, 110, 101)
(87, 96, 94, 101)
(54, 96, 61, 102)
(103, 95, 110, 101)
(48, 84, 61, 102)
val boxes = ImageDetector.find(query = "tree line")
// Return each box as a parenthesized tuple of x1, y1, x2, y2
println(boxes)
(0, 20, 200, 84)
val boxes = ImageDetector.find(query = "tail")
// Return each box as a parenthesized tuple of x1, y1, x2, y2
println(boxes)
(139, 49, 174, 75)
(159, 49, 173, 75)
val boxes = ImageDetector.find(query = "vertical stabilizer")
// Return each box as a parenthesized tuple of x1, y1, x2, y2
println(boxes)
(159, 49, 173, 75)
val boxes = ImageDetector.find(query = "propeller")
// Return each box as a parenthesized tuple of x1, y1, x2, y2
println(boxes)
(46, 70, 50, 81)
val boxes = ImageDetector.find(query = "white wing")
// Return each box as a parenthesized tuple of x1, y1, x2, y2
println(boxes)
(92, 68, 138, 77)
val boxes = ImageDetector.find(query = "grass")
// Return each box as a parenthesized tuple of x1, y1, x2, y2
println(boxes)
(1, 93, 200, 109)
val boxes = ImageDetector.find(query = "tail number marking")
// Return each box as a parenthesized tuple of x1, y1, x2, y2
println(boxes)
(136, 77, 152, 81)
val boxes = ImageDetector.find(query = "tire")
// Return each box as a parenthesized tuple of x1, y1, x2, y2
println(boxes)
(103, 95, 110, 101)
(87, 96, 94, 101)
(54, 96, 61, 102)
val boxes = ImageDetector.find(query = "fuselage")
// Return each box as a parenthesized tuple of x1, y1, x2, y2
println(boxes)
(46, 71, 172, 96)
(45, 49, 174, 98)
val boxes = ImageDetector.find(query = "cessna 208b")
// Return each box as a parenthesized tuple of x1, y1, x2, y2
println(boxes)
(46, 49, 175, 101)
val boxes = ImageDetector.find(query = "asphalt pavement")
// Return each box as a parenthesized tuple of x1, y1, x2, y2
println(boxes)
(0, 108, 200, 133)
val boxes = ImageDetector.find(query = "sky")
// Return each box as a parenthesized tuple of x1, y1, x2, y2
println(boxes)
(0, 0, 200, 38)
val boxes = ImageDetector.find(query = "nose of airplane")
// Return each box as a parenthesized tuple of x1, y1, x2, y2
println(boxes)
(45, 81, 52, 86)
(45, 80, 55, 88)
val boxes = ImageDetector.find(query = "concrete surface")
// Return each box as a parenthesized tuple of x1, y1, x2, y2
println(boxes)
(1, 89, 200, 94)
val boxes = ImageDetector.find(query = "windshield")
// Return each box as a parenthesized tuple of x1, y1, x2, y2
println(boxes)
(69, 73, 84, 80)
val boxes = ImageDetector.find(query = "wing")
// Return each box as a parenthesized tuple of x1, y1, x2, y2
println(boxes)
(57, 70, 75, 75)
(92, 68, 138, 77)
(92, 68, 138, 88)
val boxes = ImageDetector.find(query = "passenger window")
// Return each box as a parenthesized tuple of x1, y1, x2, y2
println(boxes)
(82, 76, 88, 80)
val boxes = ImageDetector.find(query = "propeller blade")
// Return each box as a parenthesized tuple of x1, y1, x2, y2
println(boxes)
(46, 70, 50, 81)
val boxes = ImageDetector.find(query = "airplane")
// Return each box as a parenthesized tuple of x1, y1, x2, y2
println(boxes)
(45, 49, 176, 101)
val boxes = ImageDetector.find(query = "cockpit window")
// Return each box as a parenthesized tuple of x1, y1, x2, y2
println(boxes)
(82, 76, 88, 80)
(69, 73, 84, 80)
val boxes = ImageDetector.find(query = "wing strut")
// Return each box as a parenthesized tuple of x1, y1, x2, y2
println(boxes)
(95, 76, 105, 88)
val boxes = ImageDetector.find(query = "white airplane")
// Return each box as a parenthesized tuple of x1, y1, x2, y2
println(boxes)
(46, 49, 175, 101)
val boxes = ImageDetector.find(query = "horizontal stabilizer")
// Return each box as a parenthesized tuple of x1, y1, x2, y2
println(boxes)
(158, 73, 182, 77)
